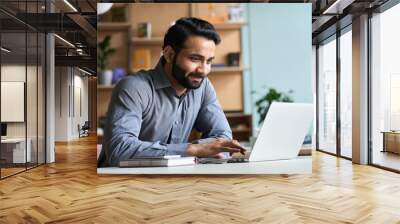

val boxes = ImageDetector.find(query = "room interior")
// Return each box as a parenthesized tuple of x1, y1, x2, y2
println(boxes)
(0, 0, 400, 222)
(0, 28, 46, 177)
(0, 0, 97, 179)
(96, 3, 313, 150)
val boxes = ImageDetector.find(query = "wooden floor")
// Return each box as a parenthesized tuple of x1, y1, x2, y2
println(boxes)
(1, 167, 26, 178)
(1, 163, 45, 178)
(1, 136, 400, 223)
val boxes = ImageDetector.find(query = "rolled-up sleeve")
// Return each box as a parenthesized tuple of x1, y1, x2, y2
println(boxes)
(100, 78, 188, 167)
(193, 79, 233, 143)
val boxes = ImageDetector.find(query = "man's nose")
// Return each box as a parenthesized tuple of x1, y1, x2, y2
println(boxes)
(196, 62, 210, 75)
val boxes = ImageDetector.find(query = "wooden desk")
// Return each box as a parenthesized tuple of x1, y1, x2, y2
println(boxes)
(1, 138, 31, 163)
(97, 156, 312, 175)
(382, 131, 400, 154)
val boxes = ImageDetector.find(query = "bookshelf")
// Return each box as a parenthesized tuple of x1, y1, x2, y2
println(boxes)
(127, 4, 245, 112)
(98, 3, 252, 141)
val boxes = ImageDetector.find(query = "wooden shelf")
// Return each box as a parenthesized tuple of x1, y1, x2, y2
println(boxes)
(211, 66, 244, 73)
(132, 37, 164, 45)
(130, 22, 245, 44)
(97, 85, 115, 90)
(97, 22, 246, 32)
(214, 22, 246, 30)
(98, 22, 131, 31)
(99, 5, 247, 116)
(226, 113, 252, 141)
(231, 127, 251, 133)
(130, 67, 244, 74)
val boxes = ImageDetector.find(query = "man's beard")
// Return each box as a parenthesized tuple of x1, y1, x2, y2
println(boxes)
(171, 56, 204, 89)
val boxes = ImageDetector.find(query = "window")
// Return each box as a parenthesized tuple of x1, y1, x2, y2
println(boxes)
(339, 28, 352, 158)
(370, 3, 400, 171)
(317, 36, 337, 154)
(0, 1, 46, 179)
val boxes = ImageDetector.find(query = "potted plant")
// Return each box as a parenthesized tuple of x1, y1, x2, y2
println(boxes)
(254, 88, 293, 125)
(97, 35, 116, 85)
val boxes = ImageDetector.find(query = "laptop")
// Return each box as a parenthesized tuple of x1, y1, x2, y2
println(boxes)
(199, 102, 313, 163)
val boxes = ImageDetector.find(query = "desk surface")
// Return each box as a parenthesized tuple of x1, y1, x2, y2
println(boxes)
(381, 131, 400, 134)
(97, 156, 312, 175)
(1, 138, 27, 143)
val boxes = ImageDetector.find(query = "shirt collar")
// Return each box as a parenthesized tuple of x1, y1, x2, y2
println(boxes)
(152, 58, 172, 90)
(151, 57, 194, 98)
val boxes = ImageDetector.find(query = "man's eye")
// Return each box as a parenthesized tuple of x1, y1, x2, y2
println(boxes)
(207, 60, 213, 64)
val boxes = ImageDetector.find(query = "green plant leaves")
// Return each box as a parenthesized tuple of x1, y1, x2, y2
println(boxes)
(254, 88, 293, 124)
(97, 35, 116, 71)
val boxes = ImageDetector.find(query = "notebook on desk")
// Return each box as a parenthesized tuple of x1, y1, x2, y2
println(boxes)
(119, 155, 196, 167)
(198, 102, 313, 164)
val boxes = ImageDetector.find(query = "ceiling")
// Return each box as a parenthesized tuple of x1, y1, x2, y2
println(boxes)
(1, 0, 395, 73)
(309, 0, 390, 43)
(0, 0, 97, 73)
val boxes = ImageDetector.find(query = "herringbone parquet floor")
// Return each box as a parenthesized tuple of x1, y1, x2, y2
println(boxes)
(1, 135, 400, 223)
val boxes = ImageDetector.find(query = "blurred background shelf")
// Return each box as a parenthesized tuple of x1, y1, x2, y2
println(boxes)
(97, 3, 252, 139)
(97, 85, 115, 90)
(131, 37, 164, 45)
(214, 22, 245, 30)
(226, 113, 252, 141)
(98, 22, 131, 31)
(211, 66, 244, 73)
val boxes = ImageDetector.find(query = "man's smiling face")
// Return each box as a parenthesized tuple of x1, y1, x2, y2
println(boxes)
(171, 36, 216, 89)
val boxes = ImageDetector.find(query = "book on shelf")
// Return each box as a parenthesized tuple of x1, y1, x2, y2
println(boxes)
(119, 155, 196, 167)
(132, 48, 151, 71)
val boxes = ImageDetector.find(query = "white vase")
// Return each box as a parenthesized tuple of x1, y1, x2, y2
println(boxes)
(99, 70, 113, 86)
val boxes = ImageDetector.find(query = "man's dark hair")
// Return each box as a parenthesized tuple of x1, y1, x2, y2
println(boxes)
(162, 17, 221, 52)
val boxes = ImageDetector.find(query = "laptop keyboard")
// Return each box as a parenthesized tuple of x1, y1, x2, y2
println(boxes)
(197, 156, 249, 164)
(227, 157, 249, 163)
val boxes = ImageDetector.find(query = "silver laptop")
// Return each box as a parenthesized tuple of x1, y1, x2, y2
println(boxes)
(199, 102, 313, 163)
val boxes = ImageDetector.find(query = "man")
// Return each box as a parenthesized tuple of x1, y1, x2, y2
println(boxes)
(98, 17, 246, 167)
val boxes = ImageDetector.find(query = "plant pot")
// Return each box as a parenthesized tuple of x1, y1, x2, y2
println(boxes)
(112, 68, 126, 84)
(98, 70, 113, 86)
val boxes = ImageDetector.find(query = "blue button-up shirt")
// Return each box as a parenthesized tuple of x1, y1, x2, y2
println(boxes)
(98, 59, 232, 167)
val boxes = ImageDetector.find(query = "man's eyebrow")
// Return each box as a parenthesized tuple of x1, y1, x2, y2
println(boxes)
(189, 53, 205, 59)
(189, 54, 215, 61)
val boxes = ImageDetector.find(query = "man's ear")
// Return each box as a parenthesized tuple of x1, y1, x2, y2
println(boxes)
(163, 46, 175, 63)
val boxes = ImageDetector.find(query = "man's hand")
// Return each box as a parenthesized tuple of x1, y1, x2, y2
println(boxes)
(186, 138, 246, 158)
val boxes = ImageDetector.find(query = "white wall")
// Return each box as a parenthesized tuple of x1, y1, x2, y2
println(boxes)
(1, 65, 26, 137)
(71, 72, 89, 138)
(1, 64, 46, 164)
(55, 67, 89, 141)
(1, 65, 37, 137)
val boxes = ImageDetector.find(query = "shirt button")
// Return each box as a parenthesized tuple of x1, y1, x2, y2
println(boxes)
(175, 121, 178, 125)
